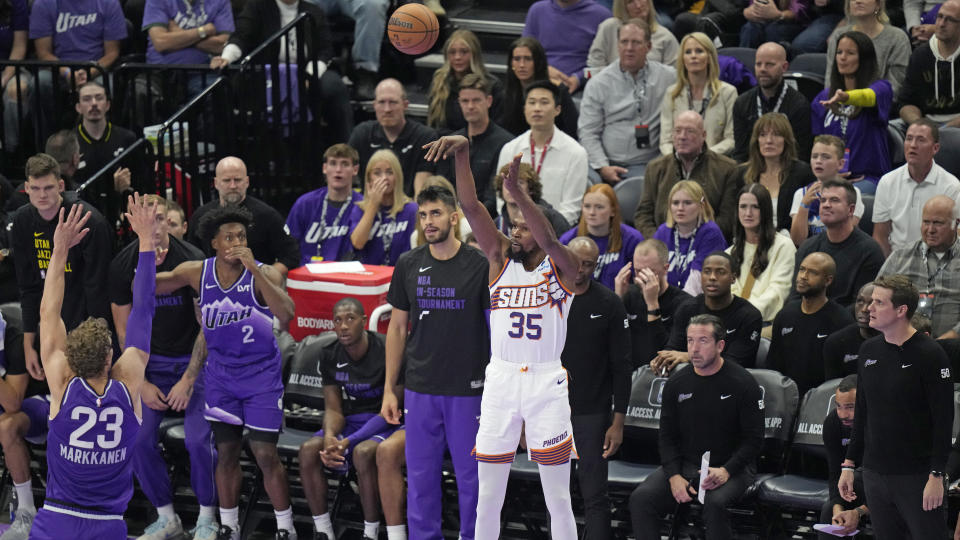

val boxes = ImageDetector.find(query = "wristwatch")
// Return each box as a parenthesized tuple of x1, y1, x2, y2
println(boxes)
(931, 470, 945, 479)
(648, 308, 662, 317)
(854, 506, 866, 518)
(197, 25, 208, 39)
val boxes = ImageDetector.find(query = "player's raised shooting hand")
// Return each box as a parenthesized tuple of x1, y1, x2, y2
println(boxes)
(501, 153, 524, 199)
(125, 193, 159, 249)
(53, 204, 91, 253)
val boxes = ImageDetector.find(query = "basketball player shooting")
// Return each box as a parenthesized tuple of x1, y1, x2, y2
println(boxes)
(31, 195, 157, 539)
(424, 135, 580, 539)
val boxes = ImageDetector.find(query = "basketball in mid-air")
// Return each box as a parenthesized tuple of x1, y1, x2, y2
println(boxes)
(387, 3, 440, 55)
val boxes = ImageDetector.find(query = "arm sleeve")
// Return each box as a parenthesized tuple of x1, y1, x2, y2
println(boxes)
(609, 295, 632, 413)
(723, 375, 764, 474)
(925, 343, 954, 472)
(843, 89, 877, 108)
(707, 86, 736, 156)
(385, 260, 410, 311)
(345, 415, 390, 450)
(634, 171, 661, 238)
(577, 81, 610, 170)
(659, 380, 684, 477)
(871, 177, 892, 223)
(659, 93, 675, 156)
(823, 414, 846, 505)
(226, 0, 258, 52)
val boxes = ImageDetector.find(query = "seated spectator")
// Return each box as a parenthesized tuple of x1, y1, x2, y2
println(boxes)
(878, 195, 960, 338)
(654, 180, 728, 295)
(186, 156, 300, 273)
(411, 175, 471, 248)
(793, 0, 845, 53)
(899, 0, 960, 128)
(285, 143, 363, 265)
(499, 37, 579, 139)
(823, 0, 910, 94)
(164, 198, 188, 241)
(522, 0, 612, 95)
(658, 251, 763, 370)
(211, 0, 353, 146)
(630, 314, 764, 540)
(496, 80, 588, 224)
(727, 183, 796, 323)
(873, 119, 960, 257)
(672, 0, 747, 48)
(769, 252, 854, 394)
(494, 162, 571, 237)
(813, 31, 894, 194)
(298, 298, 398, 540)
(349, 79, 438, 197)
(615, 238, 693, 366)
(736, 112, 815, 231)
(29, 0, 127, 125)
(741, 0, 810, 47)
(306, 0, 386, 100)
(435, 74, 513, 217)
(821, 375, 870, 539)
(635, 110, 741, 240)
(790, 179, 885, 307)
(348, 149, 417, 266)
(790, 135, 866, 247)
(426, 30, 504, 134)
(823, 282, 878, 379)
(0, 0, 29, 152)
(579, 18, 676, 185)
(588, 0, 679, 69)
(5, 129, 83, 213)
(906, 0, 947, 44)
(142, 0, 232, 70)
(560, 184, 645, 290)
(659, 33, 737, 157)
(732, 43, 812, 163)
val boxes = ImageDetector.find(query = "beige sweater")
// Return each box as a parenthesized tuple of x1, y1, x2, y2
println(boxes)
(727, 232, 797, 322)
(659, 81, 737, 156)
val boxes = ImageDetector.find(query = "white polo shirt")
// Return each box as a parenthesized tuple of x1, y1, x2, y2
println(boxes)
(873, 162, 960, 252)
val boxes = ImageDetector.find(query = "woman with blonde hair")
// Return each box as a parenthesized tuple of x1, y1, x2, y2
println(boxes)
(426, 29, 503, 133)
(659, 32, 736, 156)
(587, 0, 679, 68)
(559, 184, 645, 289)
(348, 149, 418, 265)
(823, 0, 910, 94)
(736, 112, 815, 231)
(653, 180, 727, 294)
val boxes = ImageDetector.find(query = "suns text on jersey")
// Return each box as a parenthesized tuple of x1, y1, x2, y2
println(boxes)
(491, 275, 568, 311)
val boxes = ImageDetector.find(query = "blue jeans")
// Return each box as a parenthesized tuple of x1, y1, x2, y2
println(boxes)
(308, 0, 388, 71)
(792, 13, 844, 53)
(740, 20, 803, 48)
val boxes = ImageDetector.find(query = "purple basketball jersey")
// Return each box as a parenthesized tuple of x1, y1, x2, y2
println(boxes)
(45, 377, 141, 517)
(199, 258, 280, 367)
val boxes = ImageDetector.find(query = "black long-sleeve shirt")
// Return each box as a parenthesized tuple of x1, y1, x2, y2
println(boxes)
(847, 332, 954, 475)
(187, 195, 300, 270)
(823, 323, 871, 380)
(561, 280, 632, 416)
(823, 411, 856, 507)
(790, 229, 885, 308)
(769, 299, 854, 396)
(659, 359, 764, 477)
(622, 284, 692, 368)
(10, 193, 113, 333)
(668, 295, 763, 368)
(732, 86, 812, 163)
(435, 122, 513, 217)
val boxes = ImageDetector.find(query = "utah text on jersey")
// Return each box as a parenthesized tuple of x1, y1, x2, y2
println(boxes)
(490, 261, 571, 314)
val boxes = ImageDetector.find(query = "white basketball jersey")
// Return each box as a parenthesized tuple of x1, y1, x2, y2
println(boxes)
(489, 255, 575, 364)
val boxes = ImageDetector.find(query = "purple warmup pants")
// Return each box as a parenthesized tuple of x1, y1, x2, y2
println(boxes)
(404, 389, 482, 540)
(132, 357, 218, 507)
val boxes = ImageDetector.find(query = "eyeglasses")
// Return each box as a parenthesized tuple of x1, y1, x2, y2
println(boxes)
(936, 12, 960, 23)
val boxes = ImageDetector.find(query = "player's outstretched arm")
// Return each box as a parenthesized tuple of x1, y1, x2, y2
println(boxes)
(241, 253, 295, 327)
(112, 194, 160, 404)
(423, 136, 508, 263)
(501, 153, 579, 288)
(40, 205, 91, 397)
(156, 260, 203, 295)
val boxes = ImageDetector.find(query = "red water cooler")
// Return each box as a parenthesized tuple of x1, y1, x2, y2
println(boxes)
(286, 263, 394, 340)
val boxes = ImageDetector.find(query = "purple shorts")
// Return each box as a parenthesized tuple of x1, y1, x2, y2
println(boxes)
(0, 395, 51, 444)
(312, 413, 398, 471)
(30, 507, 126, 539)
(203, 356, 284, 434)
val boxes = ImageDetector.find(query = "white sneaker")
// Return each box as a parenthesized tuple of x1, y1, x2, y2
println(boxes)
(137, 515, 184, 540)
(191, 515, 220, 540)
(0, 508, 35, 540)
(215, 525, 240, 540)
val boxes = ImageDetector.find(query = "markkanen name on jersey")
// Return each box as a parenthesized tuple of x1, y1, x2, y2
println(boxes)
(59, 444, 128, 465)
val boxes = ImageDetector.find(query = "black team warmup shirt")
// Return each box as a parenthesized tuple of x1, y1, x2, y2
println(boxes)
(319, 331, 388, 416)
(622, 283, 691, 368)
(668, 295, 762, 368)
(847, 332, 954, 475)
(769, 299, 854, 396)
(823, 323, 870, 380)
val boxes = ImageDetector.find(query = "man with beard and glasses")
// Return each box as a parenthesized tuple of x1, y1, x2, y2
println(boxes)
(381, 184, 490, 540)
(425, 134, 581, 539)
(768, 252, 853, 395)
(823, 282, 879, 379)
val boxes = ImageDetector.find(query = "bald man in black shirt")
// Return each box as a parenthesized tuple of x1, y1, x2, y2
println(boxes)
(629, 314, 764, 540)
(823, 282, 878, 380)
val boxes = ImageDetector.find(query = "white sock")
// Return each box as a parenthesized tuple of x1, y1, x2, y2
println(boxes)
(219, 506, 239, 532)
(386, 524, 407, 540)
(157, 503, 176, 521)
(275, 506, 294, 533)
(364, 520, 380, 538)
(13, 480, 33, 512)
(198, 505, 216, 521)
(313, 513, 334, 536)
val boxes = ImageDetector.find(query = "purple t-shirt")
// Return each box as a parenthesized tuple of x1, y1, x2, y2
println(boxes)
(29, 0, 128, 61)
(285, 187, 364, 265)
(811, 79, 893, 183)
(522, 0, 610, 81)
(0, 0, 28, 60)
(653, 221, 727, 289)
(346, 202, 418, 266)
(143, 0, 235, 64)
(559, 223, 644, 290)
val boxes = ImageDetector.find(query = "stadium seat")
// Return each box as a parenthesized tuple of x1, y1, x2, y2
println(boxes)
(783, 72, 826, 104)
(755, 337, 771, 369)
(718, 47, 757, 77)
(858, 193, 874, 237)
(935, 128, 960, 179)
(0, 302, 22, 331)
(748, 368, 801, 474)
(789, 54, 827, 77)
(888, 123, 905, 168)
(614, 177, 645, 228)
